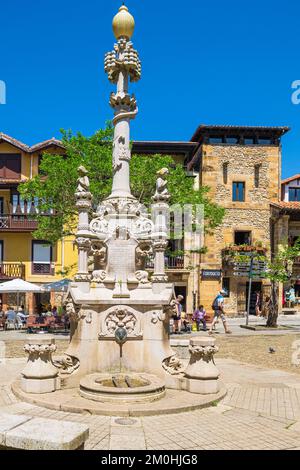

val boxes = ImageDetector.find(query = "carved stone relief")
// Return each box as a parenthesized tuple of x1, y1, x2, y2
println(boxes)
(99, 306, 142, 339)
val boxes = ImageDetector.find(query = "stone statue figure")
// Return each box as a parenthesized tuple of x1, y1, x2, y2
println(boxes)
(76, 165, 90, 193)
(153, 168, 170, 202)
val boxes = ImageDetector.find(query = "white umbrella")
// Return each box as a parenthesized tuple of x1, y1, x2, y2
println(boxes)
(0, 279, 42, 311)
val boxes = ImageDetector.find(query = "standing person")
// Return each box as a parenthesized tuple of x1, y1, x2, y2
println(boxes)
(192, 305, 207, 331)
(173, 295, 184, 334)
(17, 306, 27, 327)
(209, 290, 232, 335)
(289, 286, 296, 307)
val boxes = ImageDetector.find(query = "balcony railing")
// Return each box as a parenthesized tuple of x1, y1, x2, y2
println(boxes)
(0, 263, 25, 280)
(294, 257, 300, 266)
(0, 215, 38, 231)
(146, 254, 185, 270)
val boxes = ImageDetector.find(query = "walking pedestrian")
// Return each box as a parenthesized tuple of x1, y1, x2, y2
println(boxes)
(209, 289, 232, 335)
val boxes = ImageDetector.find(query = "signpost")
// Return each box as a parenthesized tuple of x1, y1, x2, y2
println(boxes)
(246, 256, 254, 326)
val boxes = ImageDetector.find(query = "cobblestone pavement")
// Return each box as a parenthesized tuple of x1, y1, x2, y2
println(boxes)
(1, 358, 300, 450)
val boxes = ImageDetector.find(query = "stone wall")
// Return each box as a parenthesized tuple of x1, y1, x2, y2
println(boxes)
(199, 143, 280, 316)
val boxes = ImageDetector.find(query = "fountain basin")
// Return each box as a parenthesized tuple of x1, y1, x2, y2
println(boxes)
(79, 373, 165, 403)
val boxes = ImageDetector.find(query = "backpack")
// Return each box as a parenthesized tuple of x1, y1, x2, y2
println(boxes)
(211, 296, 219, 310)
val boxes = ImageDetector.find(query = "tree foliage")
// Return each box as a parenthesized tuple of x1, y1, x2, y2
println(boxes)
(264, 238, 300, 327)
(230, 238, 300, 327)
(19, 126, 225, 245)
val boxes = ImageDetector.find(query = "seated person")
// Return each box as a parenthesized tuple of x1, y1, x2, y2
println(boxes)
(192, 305, 207, 331)
(5, 307, 17, 329)
(181, 311, 191, 333)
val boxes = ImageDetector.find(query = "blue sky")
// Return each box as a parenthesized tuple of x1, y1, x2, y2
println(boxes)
(0, 0, 299, 178)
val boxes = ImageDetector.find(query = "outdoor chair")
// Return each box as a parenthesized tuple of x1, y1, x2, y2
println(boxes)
(0, 318, 5, 331)
(47, 316, 65, 333)
(26, 315, 42, 333)
(5, 319, 16, 331)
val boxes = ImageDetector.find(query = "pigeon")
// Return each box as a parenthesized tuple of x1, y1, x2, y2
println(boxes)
(269, 347, 276, 354)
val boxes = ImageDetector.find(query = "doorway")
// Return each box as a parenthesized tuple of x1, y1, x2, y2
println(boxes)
(246, 281, 262, 315)
(174, 286, 187, 311)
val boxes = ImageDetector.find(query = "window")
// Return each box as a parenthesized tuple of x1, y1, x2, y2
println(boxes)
(12, 194, 19, 214)
(222, 278, 230, 297)
(232, 182, 245, 202)
(234, 231, 251, 245)
(32, 241, 52, 275)
(11, 193, 26, 215)
(225, 137, 239, 144)
(0, 154, 21, 179)
(0, 241, 3, 262)
(289, 188, 300, 202)
(257, 138, 272, 145)
(209, 137, 223, 144)
(244, 138, 255, 145)
(223, 162, 228, 184)
(254, 164, 261, 188)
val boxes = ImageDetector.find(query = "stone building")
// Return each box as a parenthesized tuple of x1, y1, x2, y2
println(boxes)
(271, 174, 300, 310)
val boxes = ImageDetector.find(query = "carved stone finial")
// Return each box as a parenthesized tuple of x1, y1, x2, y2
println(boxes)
(76, 165, 90, 194)
(184, 337, 220, 394)
(21, 336, 58, 394)
(152, 168, 170, 202)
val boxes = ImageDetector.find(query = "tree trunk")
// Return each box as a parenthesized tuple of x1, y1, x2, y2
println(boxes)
(266, 280, 279, 328)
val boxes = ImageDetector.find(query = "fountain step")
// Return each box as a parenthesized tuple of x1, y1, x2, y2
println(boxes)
(79, 373, 166, 403)
(12, 379, 227, 417)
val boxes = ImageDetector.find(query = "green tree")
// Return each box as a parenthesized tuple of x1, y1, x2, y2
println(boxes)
(264, 238, 300, 327)
(229, 238, 300, 328)
(19, 126, 225, 245)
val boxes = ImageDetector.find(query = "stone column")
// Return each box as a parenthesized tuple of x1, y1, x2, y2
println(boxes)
(75, 166, 92, 282)
(151, 172, 170, 283)
(278, 214, 290, 250)
(21, 336, 59, 393)
(104, 20, 141, 200)
(184, 337, 220, 394)
(27, 292, 35, 315)
(152, 239, 168, 282)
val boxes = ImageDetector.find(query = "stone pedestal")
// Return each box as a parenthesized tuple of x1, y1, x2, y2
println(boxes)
(21, 336, 59, 394)
(184, 337, 220, 394)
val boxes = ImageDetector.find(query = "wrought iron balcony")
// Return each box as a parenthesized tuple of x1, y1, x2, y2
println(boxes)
(146, 254, 185, 270)
(0, 263, 25, 280)
(0, 214, 38, 231)
(32, 263, 54, 275)
(293, 256, 300, 266)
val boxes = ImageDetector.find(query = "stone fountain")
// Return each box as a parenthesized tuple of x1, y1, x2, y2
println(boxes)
(17, 5, 223, 411)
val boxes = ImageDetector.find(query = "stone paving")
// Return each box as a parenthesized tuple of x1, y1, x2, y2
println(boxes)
(1, 357, 300, 450)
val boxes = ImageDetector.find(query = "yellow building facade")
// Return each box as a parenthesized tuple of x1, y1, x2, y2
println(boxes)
(0, 134, 77, 312)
